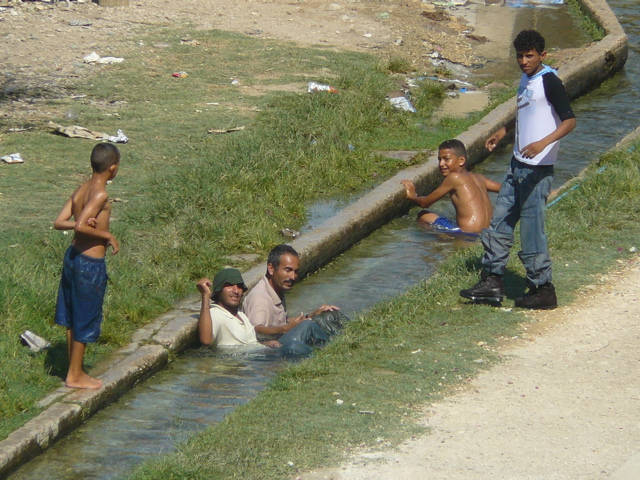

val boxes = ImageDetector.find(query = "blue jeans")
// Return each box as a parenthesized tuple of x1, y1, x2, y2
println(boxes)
(278, 320, 329, 357)
(481, 157, 553, 288)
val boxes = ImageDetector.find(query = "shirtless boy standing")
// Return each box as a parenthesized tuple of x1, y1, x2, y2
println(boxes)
(53, 143, 120, 389)
(401, 139, 501, 234)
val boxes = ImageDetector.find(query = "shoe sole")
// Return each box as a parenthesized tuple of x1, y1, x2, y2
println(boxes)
(515, 303, 557, 310)
(460, 292, 503, 304)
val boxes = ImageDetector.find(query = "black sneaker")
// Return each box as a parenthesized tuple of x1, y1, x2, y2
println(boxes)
(460, 272, 504, 304)
(514, 283, 557, 310)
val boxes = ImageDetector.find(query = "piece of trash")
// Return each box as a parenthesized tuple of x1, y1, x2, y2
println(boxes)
(363, 33, 373, 38)
(630, 246, 637, 253)
(336, 399, 344, 405)
(208, 126, 245, 135)
(49, 122, 129, 143)
(411, 349, 422, 354)
(83, 51, 100, 63)
(8, 127, 31, 132)
(108, 129, 129, 143)
(1, 153, 24, 164)
(20, 330, 51, 352)
(172, 71, 188, 78)
(231, 79, 239, 85)
(388, 96, 416, 113)
(308, 81, 338, 93)
(358, 410, 375, 415)
(287, 462, 294, 467)
(98, 56, 124, 64)
(83, 52, 124, 64)
(347, 144, 355, 151)
(281, 228, 300, 239)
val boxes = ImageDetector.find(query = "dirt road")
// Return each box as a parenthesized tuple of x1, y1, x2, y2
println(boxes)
(301, 256, 640, 480)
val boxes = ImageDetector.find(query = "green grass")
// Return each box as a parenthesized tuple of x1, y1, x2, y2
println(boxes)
(0, 27, 466, 438)
(566, 0, 607, 41)
(129, 142, 640, 479)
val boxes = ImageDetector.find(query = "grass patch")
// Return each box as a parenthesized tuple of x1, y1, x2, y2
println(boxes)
(566, 0, 607, 41)
(0, 27, 479, 438)
(129, 142, 640, 479)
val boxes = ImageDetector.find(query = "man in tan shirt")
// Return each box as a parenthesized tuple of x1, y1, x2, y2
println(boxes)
(243, 244, 339, 355)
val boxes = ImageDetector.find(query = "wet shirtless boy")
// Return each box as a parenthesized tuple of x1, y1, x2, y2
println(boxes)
(53, 143, 120, 389)
(401, 139, 501, 234)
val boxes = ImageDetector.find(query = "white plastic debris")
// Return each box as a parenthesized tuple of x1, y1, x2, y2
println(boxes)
(1, 153, 24, 164)
(108, 129, 129, 144)
(308, 81, 338, 93)
(21, 330, 51, 352)
(83, 51, 101, 63)
(388, 96, 416, 113)
(83, 52, 124, 64)
(97, 56, 125, 64)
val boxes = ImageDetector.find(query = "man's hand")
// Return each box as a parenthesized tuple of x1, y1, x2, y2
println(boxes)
(86, 217, 98, 228)
(262, 340, 281, 348)
(308, 305, 340, 317)
(486, 126, 507, 152)
(196, 278, 213, 298)
(287, 313, 306, 328)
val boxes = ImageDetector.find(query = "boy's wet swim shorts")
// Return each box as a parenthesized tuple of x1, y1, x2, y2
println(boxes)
(55, 246, 108, 343)
(431, 216, 461, 232)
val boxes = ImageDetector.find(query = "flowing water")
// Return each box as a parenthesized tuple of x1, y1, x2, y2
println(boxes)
(9, 2, 639, 478)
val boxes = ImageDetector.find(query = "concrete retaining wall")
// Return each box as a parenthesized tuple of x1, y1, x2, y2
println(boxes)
(0, 0, 630, 477)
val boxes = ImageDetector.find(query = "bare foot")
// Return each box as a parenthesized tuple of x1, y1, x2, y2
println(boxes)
(65, 372, 103, 390)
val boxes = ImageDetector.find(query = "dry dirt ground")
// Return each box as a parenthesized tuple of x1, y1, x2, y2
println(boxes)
(0, 0, 495, 125)
(301, 255, 640, 480)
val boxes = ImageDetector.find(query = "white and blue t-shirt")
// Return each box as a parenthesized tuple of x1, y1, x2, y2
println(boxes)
(514, 65, 575, 166)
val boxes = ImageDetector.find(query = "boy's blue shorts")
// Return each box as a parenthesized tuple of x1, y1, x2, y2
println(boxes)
(431, 216, 461, 232)
(55, 246, 108, 343)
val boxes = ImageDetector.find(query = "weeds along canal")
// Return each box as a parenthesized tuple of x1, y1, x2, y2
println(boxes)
(8, 1, 640, 478)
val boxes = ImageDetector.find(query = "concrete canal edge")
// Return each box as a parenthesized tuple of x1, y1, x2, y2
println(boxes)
(0, 0, 630, 477)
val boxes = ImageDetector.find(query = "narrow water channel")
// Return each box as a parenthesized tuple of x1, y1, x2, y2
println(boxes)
(9, 2, 639, 478)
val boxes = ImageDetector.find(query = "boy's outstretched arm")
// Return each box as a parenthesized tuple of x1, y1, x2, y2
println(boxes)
(482, 176, 502, 193)
(519, 118, 576, 160)
(486, 118, 516, 152)
(401, 179, 454, 209)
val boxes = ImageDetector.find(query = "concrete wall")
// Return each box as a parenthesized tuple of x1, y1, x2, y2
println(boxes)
(0, 0, 630, 477)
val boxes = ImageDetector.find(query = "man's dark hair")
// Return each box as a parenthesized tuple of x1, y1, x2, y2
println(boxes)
(90, 143, 120, 173)
(266, 244, 299, 274)
(438, 139, 467, 159)
(513, 29, 545, 54)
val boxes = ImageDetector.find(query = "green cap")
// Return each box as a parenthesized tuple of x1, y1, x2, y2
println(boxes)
(212, 268, 248, 296)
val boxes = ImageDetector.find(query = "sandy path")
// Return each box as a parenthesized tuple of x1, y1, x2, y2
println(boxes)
(302, 256, 640, 480)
